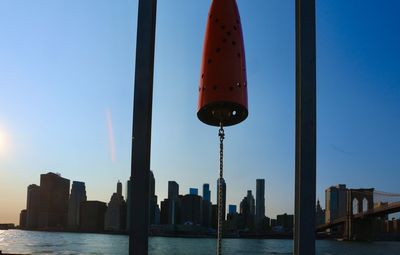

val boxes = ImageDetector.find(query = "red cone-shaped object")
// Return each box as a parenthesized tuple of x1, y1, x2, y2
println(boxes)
(197, 0, 248, 127)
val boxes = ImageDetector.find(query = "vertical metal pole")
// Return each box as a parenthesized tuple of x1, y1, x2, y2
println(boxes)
(129, 0, 157, 254)
(294, 0, 316, 255)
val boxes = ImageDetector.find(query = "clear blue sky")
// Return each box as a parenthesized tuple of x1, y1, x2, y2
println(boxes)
(0, 0, 399, 224)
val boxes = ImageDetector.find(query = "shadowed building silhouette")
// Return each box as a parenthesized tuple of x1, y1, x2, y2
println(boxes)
(38, 172, 70, 230)
(26, 184, 41, 229)
(67, 181, 87, 230)
(80, 201, 107, 232)
(105, 181, 126, 231)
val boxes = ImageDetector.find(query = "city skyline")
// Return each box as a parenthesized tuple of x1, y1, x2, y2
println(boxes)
(1, 0, 400, 226)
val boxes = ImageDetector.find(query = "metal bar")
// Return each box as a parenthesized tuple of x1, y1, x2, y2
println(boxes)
(129, 0, 157, 254)
(294, 0, 316, 254)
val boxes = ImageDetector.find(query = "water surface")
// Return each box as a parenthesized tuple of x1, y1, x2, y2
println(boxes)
(1, 230, 399, 254)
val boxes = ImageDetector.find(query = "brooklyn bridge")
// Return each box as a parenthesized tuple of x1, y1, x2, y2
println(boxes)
(317, 186, 400, 241)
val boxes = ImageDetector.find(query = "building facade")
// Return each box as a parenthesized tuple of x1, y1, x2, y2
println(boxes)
(38, 172, 70, 230)
(80, 201, 107, 232)
(104, 181, 126, 231)
(325, 184, 347, 223)
(67, 181, 87, 230)
(255, 179, 265, 228)
(26, 184, 41, 229)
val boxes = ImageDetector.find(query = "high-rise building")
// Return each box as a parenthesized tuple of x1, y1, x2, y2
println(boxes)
(226, 205, 239, 231)
(38, 172, 70, 230)
(255, 179, 265, 228)
(67, 181, 87, 230)
(189, 188, 198, 196)
(316, 199, 325, 226)
(160, 181, 180, 225)
(202, 199, 212, 227)
(179, 194, 203, 225)
(80, 201, 107, 232)
(240, 190, 255, 229)
(277, 213, 294, 231)
(325, 184, 347, 223)
(26, 184, 41, 229)
(19, 209, 27, 229)
(217, 178, 226, 220)
(168, 181, 179, 200)
(203, 184, 211, 202)
(228, 205, 237, 215)
(105, 181, 126, 231)
(149, 171, 158, 225)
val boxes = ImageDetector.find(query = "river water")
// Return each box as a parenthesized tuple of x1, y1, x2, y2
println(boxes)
(1, 230, 399, 254)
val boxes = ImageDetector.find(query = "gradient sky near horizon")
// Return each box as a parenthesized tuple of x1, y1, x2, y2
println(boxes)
(1, 0, 399, 224)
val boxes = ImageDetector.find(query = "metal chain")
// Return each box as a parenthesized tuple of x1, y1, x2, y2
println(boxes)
(217, 123, 225, 255)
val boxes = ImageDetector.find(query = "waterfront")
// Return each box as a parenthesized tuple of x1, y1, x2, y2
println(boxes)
(1, 230, 400, 255)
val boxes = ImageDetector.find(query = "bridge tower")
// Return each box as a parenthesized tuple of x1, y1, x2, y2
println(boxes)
(345, 188, 374, 240)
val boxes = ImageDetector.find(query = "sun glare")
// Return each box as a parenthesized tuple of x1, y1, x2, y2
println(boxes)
(0, 130, 7, 156)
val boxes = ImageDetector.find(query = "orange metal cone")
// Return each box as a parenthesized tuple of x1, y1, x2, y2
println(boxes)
(197, 0, 248, 127)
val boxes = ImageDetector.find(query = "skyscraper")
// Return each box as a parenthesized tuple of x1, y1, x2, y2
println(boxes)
(255, 179, 265, 228)
(26, 184, 41, 229)
(38, 172, 70, 230)
(67, 181, 87, 230)
(316, 199, 325, 226)
(228, 205, 237, 215)
(149, 170, 157, 225)
(80, 201, 107, 232)
(325, 184, 347, 223)
(203, 183, 211, 202)
(202, 183, 212, 227)
(179, 194, 203, 225)
(240, 190, 255, 229)
(168, 181, 179, 200)
(217, 178, 226, 220)
(19, 209, 27, 229)
(189, 188, 198, 196)
(105, 181, 126, 231)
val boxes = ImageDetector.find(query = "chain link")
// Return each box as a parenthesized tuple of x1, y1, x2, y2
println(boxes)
(217, 123, 225, 255)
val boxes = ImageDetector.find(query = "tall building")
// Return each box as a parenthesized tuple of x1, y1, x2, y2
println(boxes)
(255, 179, 265, 228)
(316, 199, 325, 226)
(325, 184, 347, 223)
(26, 184, 41, 229)
(149, 170, 158, 225)
(160, 181, 180, 225)
(168, 181, 179, 200)
(38, 172, 70, 230)
(203, 184, 211, 202)
(189, 188, 198, 196)
(67, 181, 87, 230)
(105, 181, 126, 231)
(217, 178, 226, 220)
(19, 209, 27, 229)
(228, 205, 237, 215)
(80, 201, 107, 232)
(179, 194, 203, 225)
(277, 213, 294, 232)
(240, 190, 255, 229)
